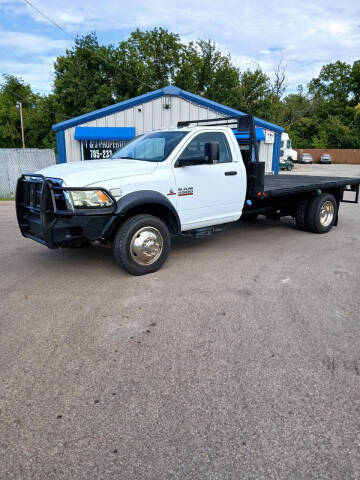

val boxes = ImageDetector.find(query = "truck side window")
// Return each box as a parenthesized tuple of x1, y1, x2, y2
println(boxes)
(180, 132, 232, 163)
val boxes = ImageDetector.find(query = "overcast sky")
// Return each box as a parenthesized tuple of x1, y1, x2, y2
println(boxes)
(0, 0, 359, 95)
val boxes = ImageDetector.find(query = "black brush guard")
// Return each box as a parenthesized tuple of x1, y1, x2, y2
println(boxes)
(16, 174, 116, 249)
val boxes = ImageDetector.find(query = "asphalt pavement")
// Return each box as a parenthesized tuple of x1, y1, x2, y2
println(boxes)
(1, 164, 360, 479)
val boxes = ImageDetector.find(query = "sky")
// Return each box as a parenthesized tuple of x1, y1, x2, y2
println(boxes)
(0, 0, 359, 95)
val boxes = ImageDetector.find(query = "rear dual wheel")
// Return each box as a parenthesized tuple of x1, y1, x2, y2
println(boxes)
(295, 193, 337, 233)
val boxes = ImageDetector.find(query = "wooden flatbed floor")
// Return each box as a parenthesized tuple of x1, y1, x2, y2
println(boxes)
(264, 175, 360, 197)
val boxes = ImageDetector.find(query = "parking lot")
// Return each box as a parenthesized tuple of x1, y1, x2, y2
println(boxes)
(1, 164, 360, 479)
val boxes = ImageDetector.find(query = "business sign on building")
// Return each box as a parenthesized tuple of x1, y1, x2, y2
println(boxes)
(81, 140, 128, 160)
(74, 126, 136, 161)
(264, 129, 275, 144)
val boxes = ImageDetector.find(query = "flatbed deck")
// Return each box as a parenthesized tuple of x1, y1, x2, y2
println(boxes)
(264, 175, 360, 197)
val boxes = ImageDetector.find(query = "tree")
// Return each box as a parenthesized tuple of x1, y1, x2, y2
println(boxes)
(118, 28, 182, 92)
(235, 67, 272, 119)
(281, 88, 313, 128)
(287, 117, 319, 149)
(351, 60, 360, 105)
(309, 61, 353, 104)
(53, 33, 116, 121)
(312, 116, 354, 148)
(0, 75, 55, 149)
(174, 39, 240, 106)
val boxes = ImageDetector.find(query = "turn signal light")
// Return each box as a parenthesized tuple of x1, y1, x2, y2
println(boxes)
(96, 191, 110, 203)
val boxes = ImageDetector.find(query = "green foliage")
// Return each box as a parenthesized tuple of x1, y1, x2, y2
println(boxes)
(1, 29, 360, 151)
(235, 68, 272, 119)
(0, 75, 56, 148)
(120, 28, 182, 92)
(313, 116, 356, 149)
(309, 61, 352, 103)
(53, 32, 116, 121)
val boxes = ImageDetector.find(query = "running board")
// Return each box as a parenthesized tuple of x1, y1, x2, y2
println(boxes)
(183, 224, 228, 238)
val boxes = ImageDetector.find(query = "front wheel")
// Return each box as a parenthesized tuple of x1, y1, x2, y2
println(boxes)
(113, 214, 171, 275)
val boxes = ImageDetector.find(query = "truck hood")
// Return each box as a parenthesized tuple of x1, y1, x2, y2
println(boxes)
(38, 160, 157, 186)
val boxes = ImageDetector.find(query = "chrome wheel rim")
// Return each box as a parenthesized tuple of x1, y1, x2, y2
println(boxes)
(319, 200, 334, 227)
(130, 227, 163, 266)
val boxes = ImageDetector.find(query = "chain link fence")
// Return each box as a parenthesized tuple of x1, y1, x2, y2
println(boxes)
(0, 149, 56, 198)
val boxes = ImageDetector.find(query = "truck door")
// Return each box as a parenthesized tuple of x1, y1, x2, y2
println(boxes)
(172, 130, 245, 231)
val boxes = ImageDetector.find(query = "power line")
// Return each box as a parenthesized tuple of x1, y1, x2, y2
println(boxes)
(21, 0, 127, 78)
(17, 0, 131, 120)
(22, 0, 75, 41)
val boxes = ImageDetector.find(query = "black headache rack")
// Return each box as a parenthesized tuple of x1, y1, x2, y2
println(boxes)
(16, 173, 116, 249)
(178, 114, 265, 198)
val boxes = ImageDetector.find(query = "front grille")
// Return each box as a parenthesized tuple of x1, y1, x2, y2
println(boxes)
(21, 178, 43, 210)
(19, 177, 68, 213)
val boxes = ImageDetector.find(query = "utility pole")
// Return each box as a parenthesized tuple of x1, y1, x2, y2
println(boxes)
(16, 102, 25, 149)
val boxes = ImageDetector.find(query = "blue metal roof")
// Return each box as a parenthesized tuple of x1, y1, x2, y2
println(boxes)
(74, 126, 135, 141)
(52, 86, 283, 134)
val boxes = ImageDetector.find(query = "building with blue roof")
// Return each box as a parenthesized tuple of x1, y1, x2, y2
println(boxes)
(52, 86, 283, 173)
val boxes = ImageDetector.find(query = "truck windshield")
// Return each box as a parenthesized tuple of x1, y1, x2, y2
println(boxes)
(112, 131, 188, 162)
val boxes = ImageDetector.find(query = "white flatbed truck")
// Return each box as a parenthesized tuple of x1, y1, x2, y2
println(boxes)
(16, 115, 360, 275)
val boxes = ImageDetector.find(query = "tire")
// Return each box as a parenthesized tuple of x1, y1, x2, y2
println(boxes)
(113, 214, 171, 275)
(287, 166, 292, 171)
(295, 197, 310, 231)
(306, 193, 337, 234)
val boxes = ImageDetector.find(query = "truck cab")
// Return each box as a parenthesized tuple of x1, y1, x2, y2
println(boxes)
(280, 132, 297, 162)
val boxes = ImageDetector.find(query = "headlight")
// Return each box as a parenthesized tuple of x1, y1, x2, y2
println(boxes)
(70, 190, 113, 208)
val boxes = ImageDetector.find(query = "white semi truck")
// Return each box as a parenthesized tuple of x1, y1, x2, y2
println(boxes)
(16, 115, 360, 275)
(280, 132, 297, 162)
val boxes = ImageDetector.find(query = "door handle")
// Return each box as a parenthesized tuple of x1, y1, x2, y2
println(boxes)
(224, 171, 237, 176)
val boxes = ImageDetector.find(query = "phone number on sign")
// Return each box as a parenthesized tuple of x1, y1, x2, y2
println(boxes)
(89, 149, 113, 159)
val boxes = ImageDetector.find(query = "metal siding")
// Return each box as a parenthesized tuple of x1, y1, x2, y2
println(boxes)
(152, 98, 162, 130)
(65, 127, 76, 163)
(259, 142, 274, 173)
(143, 101, 153, 132)
(52, 89, 165, 131)
(135, 105, 144, 133)
(97, 117, 106, 127)
(162, 96, 172, 128)
(124, 108, 134, 130)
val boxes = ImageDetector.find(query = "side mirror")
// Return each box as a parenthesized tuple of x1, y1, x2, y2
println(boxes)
(205, 142, 219, 164)
(176, 157, 207, 167)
